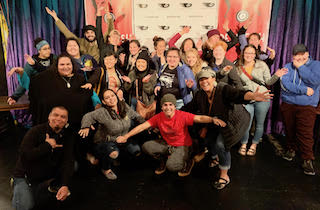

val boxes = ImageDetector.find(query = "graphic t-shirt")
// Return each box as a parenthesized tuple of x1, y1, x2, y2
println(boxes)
(159, 66, 181, 99)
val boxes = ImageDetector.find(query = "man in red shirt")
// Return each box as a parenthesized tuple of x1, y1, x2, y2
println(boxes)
(116, 94, 225, 176)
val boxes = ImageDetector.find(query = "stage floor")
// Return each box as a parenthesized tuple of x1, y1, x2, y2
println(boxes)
(1, 126, 320, 210)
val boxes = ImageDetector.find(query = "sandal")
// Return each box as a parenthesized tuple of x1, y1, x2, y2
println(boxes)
(238, 145, 247, 156)
(102, 169, 117, 180)
(209, 158, 219, 168)
(246, 145, 257, 156)
(213, 177, 230, 190)
(86, 153, 99, 165)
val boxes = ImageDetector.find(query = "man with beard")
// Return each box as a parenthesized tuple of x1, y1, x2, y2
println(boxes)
(46, 7, 101, 62)
(11, 106, 75, 210)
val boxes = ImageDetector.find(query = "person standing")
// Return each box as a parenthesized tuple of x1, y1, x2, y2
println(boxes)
(280, 44, 320, 175)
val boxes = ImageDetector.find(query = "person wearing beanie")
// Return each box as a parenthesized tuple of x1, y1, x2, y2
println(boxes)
(202, 21, 238, 64)
(124, 50, 158, 111)
(280, 44, 320, 176)
(7, 37, 56, 105)
(116, 93, 226, 177)
(46, 7, 101, 62)
(183, 69, 273, 189)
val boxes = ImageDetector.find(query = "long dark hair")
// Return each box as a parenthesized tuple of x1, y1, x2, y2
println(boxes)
(237, 44, 258, 67)
(65, 38, 81, 57)
(180, 38, 196, 54)
(101, 89, 127, 119)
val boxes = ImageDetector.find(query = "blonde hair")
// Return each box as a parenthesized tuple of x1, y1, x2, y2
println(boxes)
(185, 48, 205, 76)
(109, 29, 120, 37)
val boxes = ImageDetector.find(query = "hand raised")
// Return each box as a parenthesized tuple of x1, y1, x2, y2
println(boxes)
(45, 134, 63, 148)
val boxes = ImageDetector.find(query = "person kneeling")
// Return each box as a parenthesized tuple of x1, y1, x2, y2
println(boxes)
(11, 106, 74, 210)
(117, 94, 225, 177)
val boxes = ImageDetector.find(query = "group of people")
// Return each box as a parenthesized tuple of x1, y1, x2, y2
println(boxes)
(8, 3, 320, 210)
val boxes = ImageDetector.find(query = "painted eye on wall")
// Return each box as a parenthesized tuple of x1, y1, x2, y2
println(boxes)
(159, 26, 170, 30)
(202, 25, 214, 30)
(182, 3, 192, 7)
(138, 4, 148, 8)
(204, 2, 215, 7)
(159, 3, 170, 8)
(138, 26, 149, 30)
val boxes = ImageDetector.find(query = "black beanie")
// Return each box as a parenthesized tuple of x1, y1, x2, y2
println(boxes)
(137, 50, 150, 62)
(82, 25, 96, 35)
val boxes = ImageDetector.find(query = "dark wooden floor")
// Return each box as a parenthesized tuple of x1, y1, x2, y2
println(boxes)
(1, 125, 320, 210)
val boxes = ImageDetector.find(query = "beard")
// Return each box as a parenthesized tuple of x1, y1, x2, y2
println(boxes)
(85, 36, 96, 43)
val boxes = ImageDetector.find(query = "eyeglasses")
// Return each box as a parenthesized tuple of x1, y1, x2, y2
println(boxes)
(167, 56, 179, 59)
(244, 52, 255, 55)
(41, 47, 51, 51)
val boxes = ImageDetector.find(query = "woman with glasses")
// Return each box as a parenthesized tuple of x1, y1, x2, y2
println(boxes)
(237, 44, 287, 156)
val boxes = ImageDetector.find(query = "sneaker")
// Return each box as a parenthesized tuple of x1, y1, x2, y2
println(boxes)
(282, 150, 295, 161)
(178, 159, 195, 177)
(155, 160, 166, 175)
(102, 169, 117, 180)
(302, 160, 316, 176)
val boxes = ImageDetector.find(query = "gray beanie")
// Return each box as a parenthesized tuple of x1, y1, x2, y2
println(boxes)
(160, 94, 177, 107)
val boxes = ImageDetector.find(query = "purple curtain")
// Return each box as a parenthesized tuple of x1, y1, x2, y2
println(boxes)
(3, 0, 84, 126)
(266, 0, 320, 134)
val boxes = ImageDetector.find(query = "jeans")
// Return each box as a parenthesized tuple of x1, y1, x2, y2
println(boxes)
(241, 101, 270, 145)
(130, 97, 137, 111)
(12, 178, 34, 210)
(93, 141, 141, 170)
(211, 134, 231, 170)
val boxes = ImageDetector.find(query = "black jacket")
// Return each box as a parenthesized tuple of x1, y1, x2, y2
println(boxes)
(13, 123, 75, 186)
(183, 82, 250, 149)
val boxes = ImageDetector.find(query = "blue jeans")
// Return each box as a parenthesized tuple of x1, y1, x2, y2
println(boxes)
(93, 141, 141, 170)
(130, 97, 137, 111)
(241, 101, 270, 145)
(207, 131, 231, 170)
(12, 178, 34, 210)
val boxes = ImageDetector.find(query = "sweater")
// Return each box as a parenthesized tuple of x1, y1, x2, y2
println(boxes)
(212, 57, 243, 89)
(55, 19, 100, 62)
(157, 63, 197, 105)
(281, 58, 320, 107)
(183, 82, 250, 150)
(13, 123, 75, 186)
(237, 60, 279, 93)
(81, 104, 145, 144)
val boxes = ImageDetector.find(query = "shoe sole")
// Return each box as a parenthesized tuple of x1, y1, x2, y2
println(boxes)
(178, 160, 195, 177)
(304, 171, 315, 176)
(155, 169, 166, 175)
(282, 156, 293, 161)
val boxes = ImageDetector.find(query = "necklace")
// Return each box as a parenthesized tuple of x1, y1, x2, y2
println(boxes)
(61, 76, 72, 88)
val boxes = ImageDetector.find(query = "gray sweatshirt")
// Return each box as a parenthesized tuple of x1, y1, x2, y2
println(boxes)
(81, 104, 145, 143)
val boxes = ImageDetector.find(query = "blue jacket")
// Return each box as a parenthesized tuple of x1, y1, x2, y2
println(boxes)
(281, 57, 320, 107)
(157, 63, 197, 105)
